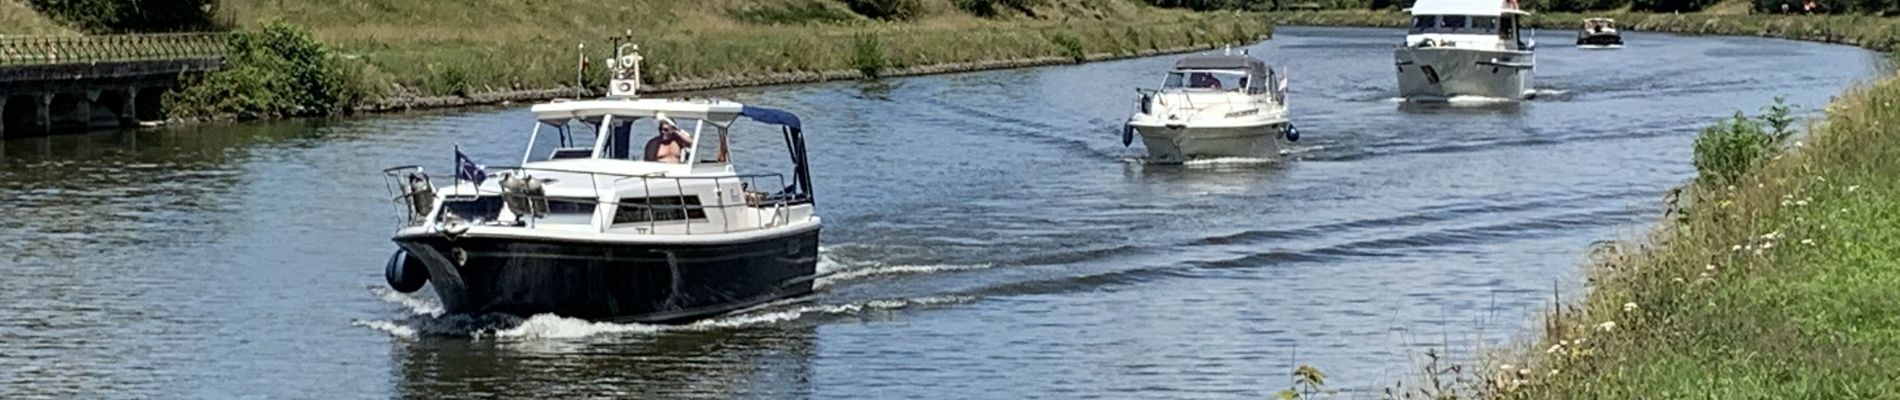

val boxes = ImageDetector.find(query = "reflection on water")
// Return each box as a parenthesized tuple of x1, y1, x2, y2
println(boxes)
(396, 325, 817, 398)
(0, 27, 1882, 398)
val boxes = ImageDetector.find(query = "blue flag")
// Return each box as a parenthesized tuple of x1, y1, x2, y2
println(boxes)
(455, 146, 487, 186)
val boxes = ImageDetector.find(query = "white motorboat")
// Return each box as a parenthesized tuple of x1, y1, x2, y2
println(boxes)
(1576, 17, 1624, 48)
(1393, 0, 1535, 101)
(1123, 51, 1298, 163)
(379, 40, 822, 324)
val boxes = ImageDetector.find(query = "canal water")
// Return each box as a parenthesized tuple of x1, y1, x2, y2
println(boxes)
(0, 27, 1880, 398)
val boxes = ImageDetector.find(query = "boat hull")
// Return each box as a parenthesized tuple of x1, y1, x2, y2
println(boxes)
(1393, 47, 1533, 100)
(393, 225, 821, 324)
(1128, 121, 1290, 163)
(1577, 34, 1624, 47)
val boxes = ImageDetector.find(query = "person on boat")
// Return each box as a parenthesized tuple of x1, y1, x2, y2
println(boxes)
(644, 118, 694, 163)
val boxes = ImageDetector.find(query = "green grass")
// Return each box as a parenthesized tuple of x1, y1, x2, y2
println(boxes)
(211, 0, 1271, 97)
(0, 0, 74, 35)
(1490, 73, 1900, 399)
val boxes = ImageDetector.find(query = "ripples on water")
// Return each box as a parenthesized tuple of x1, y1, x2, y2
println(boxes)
(0, 27, 1883, 398)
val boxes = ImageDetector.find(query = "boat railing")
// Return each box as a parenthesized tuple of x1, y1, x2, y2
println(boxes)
(381, 164, 806, 235)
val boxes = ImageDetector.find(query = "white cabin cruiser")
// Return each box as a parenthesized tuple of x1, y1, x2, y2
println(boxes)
(1576, 17, 1624, 48)
(379, 42, 821, 324)
(1394, 0, 1535, 101)
(1123, 52, 1298, 163)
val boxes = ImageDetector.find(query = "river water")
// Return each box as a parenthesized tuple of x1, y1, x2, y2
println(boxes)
(0, 27, 1880, 398)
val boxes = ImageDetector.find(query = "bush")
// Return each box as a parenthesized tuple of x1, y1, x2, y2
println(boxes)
(1049, 33, 1086, 62)
(851, 33, 888, 78)
(26, 0, 217, 32)
(729, 1, 858, 24)
(165, 22, 370, 119)
(1692, 97, 1797, 185)
(1141, 0, 1276, 10)
(956, 0, 1044, 17)
(1630, 0, 1722, 12)
(1541, 0, 1631, 11)
(842, 0, 924, 20)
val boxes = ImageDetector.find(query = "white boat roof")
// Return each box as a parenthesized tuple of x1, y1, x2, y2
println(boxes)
(531, 98, 747, 126)
(1409, 0, 1529, 15)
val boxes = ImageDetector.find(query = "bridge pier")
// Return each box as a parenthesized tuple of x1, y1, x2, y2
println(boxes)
(119, 87, 139, 127)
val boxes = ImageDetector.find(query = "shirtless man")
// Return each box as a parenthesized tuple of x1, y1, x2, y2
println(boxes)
(644, 119, 694, 163)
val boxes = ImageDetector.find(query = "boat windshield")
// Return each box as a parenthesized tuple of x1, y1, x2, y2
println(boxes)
(522, 115, 729, 165)
(1410, 15, 1501, 34)
(1163, 70, 1248, 91)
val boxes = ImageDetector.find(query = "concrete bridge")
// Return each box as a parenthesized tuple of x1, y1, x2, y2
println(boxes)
(1, 33, 227, 137)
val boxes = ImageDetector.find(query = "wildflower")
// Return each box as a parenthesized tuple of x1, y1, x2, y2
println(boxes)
(1624, 302, 1639, 312)
(1596, 321, 1617, 332)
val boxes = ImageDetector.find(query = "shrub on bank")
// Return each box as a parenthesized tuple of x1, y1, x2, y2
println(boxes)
(851, 32, 888, 78)
(843, 0, 924, 20)
(1631, 0, 1722, 12)
(1141, 0, 1277, 11)
(955, 0, 1044, 17)
(1692, 97, 1797, 185)
(26, 0, 217, 32)
(729, 1, 860, 25)
(165, 22, 372, 119)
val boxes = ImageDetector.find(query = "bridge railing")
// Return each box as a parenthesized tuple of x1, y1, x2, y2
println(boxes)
(0, 33, 229, 66)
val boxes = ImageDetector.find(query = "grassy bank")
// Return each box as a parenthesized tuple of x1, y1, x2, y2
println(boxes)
(1482, 70, 1900, 398)
(0, 0, 73, 35)
(1271, 9, 1900, 50)
(209, 0, 1268, 103)
(1264, 8, 1900, 399)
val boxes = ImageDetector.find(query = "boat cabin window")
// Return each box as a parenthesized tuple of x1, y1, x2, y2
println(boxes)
(1410, 15, 1499, 34)
(540, 198, 597, 225)
(1164, 70, 1248, 91)
(612, 196, 708, 224)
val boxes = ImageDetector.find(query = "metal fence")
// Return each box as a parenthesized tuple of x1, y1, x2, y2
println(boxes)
(0, 33, 228, 66)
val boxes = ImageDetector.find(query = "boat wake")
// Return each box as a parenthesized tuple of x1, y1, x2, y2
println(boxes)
(1181, 157, 1279, 167)
(354, 295, 975, 340)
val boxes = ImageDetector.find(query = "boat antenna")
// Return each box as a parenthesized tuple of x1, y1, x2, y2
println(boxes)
(608, 29, 643, 99)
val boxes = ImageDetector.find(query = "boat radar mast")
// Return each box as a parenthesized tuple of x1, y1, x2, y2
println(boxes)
(607, 30, 644, 99)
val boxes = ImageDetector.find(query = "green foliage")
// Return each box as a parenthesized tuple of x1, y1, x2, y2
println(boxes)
(165, 22, 370, 119)
(1273, 365, 1333, 400)
(1049, 32, 1086, 62)
(955, 0, 1045, 17)
(1540, 0, 1631, 12)
(1630, 0, 1722, 12)
(1140, 0, 1276, 11)
(842, 0, 924, 20)
(729, 1, 858, 25)
(25, 0, 217, 32)
(851, 32, 887, 78)
(1693, 97, 1797, 186)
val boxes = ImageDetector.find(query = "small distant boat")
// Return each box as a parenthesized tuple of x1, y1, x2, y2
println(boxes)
(1393, 0, 1536, 101)
(379, 40, 822, 324)
(1123, 50, 1298, 163)
(1576, 17, 1623, 48)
